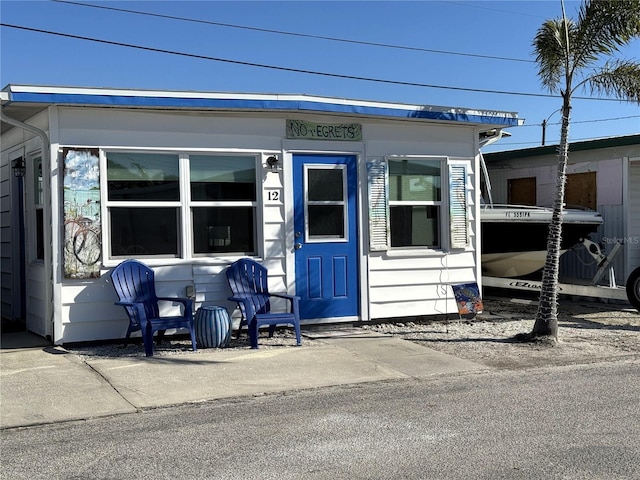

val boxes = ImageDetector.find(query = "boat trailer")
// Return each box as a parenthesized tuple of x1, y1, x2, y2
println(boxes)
(483, 239, 640, 312)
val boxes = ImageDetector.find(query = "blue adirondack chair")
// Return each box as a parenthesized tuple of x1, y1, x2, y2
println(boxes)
(226, 258, 302, 349)
(110, 259, 197, 357)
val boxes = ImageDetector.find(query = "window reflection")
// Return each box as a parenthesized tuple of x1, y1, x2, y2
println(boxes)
(388, 158, 442, 248)
(306, 167, 346, 240)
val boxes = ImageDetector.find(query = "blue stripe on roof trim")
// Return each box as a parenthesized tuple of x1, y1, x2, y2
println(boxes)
(8, 92, 519, 126)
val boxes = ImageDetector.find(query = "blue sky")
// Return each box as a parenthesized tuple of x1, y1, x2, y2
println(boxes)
(1, 0, 638, 152)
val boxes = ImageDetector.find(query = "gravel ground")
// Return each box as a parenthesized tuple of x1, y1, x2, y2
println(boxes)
(364, 296, 640, 370)
(68, 328, 312, 360)
(69, 296, 640, 370)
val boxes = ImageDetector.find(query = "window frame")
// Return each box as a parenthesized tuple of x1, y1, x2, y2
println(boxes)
(102, 149, 261, 263)
(29, 152, 45, 262)
(367, 155, 472, 254)
(387, 156, 444, 249)
(303, 163, 349, 244)
(189, 153, 260, 257)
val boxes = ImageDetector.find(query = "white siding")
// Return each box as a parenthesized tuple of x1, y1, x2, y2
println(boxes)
(57, 108, 285, 150)
(0, 157, 15, 321)
(362, 127, 479, 320)
(1, 120, 49, 328)
(25, 264, 47, 336)
(3, 105, 484, 343)
(368, 253, 475, 319)
(193, 263, 236, 316)
(61, 263, 198, 343)
(61, 281, 117, 343)
(52, 108, 290, 342)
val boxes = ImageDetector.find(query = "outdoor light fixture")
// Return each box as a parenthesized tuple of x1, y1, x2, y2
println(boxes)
(12, 158, 26, 177)
(541, 108, 562, 146)
(266, 155, 280, 172)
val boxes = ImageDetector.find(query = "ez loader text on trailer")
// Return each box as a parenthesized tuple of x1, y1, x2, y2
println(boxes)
(483, 239, 640, 312)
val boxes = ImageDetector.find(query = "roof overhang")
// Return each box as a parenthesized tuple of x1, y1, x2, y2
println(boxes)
(2, 84, 521, 134)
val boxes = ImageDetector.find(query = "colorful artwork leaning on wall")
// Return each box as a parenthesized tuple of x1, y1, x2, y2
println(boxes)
(63, 148, 101, 279)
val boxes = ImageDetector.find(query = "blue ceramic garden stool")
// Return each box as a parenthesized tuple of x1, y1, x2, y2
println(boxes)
(194, 306, 232, 348)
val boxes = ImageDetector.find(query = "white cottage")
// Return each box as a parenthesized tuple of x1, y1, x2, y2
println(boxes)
(1, 85, 519, 344)
(483, 134, 640, 288)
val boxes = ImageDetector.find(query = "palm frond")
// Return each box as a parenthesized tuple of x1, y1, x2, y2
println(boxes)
(533, 19, 572, 92)
(585, 60, 640, 103)
(531, 0, 640, 335)
(573, 0, 640, 70)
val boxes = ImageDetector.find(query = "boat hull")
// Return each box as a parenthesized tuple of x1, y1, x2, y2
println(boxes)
(480, 206, 602, 277)
(481, 250, 567, 278)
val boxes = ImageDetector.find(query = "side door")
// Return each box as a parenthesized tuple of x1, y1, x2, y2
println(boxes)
(293, 154, 359, 320)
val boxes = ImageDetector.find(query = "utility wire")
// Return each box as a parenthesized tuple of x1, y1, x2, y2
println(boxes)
(443, 0, 547, 19)
(490, 135, 629, 147)
(0, 22, 623, 101)
(514, 114, 640, 128)
(52, 0, 535, 64)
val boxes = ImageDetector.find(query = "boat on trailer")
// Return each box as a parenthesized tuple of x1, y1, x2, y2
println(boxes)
(480, 131, 603, 278)
(478, 131, 638, 311)
(478, 133, 603, 278)
(480, 204, 603, 277)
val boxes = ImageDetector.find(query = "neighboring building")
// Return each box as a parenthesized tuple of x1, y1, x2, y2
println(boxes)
(1, 85, 519, 344)
(483, 134, 640, 285)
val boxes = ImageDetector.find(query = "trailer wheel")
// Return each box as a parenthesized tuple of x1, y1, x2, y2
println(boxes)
(627, 266, 640, 312)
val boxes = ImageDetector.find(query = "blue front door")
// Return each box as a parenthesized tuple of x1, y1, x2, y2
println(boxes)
(293, 154, 359, 320)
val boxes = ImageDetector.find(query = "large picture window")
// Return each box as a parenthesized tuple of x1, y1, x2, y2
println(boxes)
(107, 152, 180, 201)
(190, 155, 257, 254)
(106, 152, 258, 259)
(107, 152, 181, 257)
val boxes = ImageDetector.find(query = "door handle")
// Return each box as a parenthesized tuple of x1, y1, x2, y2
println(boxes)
(294, 243, 302, 250)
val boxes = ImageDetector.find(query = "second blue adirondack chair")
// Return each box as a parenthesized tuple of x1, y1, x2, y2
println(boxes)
(110, 259, 197, 357)
(226, 258, 302, 349)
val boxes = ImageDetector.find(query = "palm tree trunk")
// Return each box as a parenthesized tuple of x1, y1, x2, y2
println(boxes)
(532, 93, 572, 339)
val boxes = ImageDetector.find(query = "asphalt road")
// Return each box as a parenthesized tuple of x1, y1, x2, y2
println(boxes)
(2, 360, 639, 480)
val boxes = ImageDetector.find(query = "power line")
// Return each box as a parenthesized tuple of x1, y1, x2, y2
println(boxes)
(513, 114, 640, 128)
(443, 1, 548, 20)
(0, 22, 545, 97)
(2, 22, 623, 102)
(52, 0, 535, 64)
(491, 134, 634, 147)
(558, 115, 640, 125)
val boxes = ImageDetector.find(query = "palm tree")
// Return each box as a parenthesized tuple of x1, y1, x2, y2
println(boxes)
(530, 0, 640, 340)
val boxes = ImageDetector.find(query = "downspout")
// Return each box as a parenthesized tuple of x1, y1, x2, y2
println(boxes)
(1, 109, 55, 340)
(479, 129, 512, 207)
(476, 128, 510, 294)
(1, 111, 50, 161)
(479, 151, 493, 207)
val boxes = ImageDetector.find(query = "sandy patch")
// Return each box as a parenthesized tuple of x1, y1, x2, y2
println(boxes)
(363, 296, 640, 369)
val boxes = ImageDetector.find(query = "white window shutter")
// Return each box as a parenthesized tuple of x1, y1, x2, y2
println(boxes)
(367, 160, 390, 251)
(449, 163, 469, 249)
